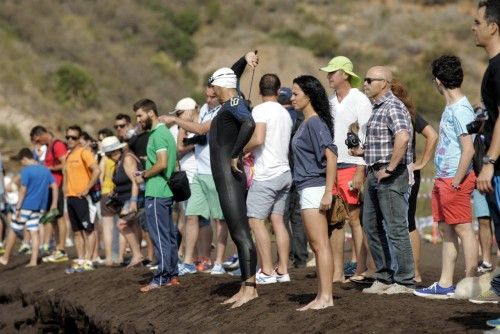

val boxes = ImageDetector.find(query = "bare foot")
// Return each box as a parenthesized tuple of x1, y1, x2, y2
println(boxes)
(26, 263, 37, 267)
(230, 287, 258, 308)
(297, 298, 318, 311)
(127, 257, 144, 268)
(222, 290, 243, 305)
(414, 275, 422, 283)
(0, 257, 7, 265)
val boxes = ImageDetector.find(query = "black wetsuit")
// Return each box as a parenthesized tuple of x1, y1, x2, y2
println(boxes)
(209, 96, 256, 281)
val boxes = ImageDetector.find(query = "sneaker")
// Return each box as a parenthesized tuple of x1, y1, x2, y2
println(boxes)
(40, 244, 50, 255)
(383, 283, 414, 295)
(413, 282, 455, 299)
(486, 318, 500, 328)
(166, 276, 180, 286)
(65, 263, 84, 274)
(344, 262, 357, 278)
(178, 263, 197, 276)
(0, 246, 5, 255)
(92, 257, 105, 266)
(256, 270, 277, 284)
(469, 289, 500, 304)
(223, 254, 239, 269)
(149, 264, 158, 271)
(82, 262, 95, 271)
(196, 257, 213, 272)
(362, 281, 393, 294)
(65, 238, 74, 247)
(42, 250, 69, 263)
(478, 261, 494, 274)
(273, 270, 291, 283)
(210, 263, 226, 275)
(140, 282, 161, 293)
(18, 242, 31, 254)
(228, 268, 241, 277)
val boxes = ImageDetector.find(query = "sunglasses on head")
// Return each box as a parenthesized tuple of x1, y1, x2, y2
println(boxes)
(114, 124, 127, 130)
(364, 77, 386, 84)
(65, 135, 79, 141)
(207, 72, 234, 85)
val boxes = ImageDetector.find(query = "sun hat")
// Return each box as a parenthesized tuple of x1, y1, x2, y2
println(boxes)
(169, 97, 197, 115)
(101, 136, 127, 153)
(208, 67, 237, 89)
(319, 56, 362, 88)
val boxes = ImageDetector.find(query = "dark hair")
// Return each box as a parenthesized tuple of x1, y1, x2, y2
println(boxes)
(293, 75, 333, 136)
(81, 131, 93, 142)
(391, 79, 416, 123)
(29, 125, 47, 139)
(431, 55, 463, 89)
(97, 128, 114, 138)
(115, 113, 131, 123)
(66, 125, 83, 137)
(259, 73, 281, 97)
(17, 148, 34, 160)
(479, 0, 500, 33)
(133, 98, 158, 116)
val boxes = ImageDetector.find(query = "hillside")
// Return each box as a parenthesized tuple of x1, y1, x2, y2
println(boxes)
(0, 0, 487, 157)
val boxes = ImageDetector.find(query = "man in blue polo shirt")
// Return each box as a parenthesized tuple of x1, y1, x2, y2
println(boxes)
(134, 98, 179, 292)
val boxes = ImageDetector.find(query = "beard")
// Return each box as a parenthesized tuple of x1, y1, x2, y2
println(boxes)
(143, 116, 153, 130)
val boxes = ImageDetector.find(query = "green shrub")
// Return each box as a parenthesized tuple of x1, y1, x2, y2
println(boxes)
(169, 8, 200, 35)
(306, 31, 339, 58)
(156, 23, 197, 64)
(205, 0, 220, 24)
(271, 29, 307, 47)
(52, 64, 98, 109)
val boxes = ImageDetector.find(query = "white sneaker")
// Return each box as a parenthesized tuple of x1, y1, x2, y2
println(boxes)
(65, 238, 74, 247)
(256, 271, 277, 284)
(382, 283, 414, 295)
(273, 270, 291, 283)
(362, 281, 392, 294)
(210, 263, 226, 275)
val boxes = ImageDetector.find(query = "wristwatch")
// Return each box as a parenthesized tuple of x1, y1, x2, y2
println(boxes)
(482, 155, 497, 165)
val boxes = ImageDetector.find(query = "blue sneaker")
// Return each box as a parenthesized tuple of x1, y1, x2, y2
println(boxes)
(344, 262, 357, 278)
(223, 254, 239, 269)
(413, 282, 454, 299)
(178, 263, 196, 276)
(487, 318, 500, 328)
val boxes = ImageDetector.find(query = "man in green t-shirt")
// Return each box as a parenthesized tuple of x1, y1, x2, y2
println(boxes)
(134, 98, 179, 292)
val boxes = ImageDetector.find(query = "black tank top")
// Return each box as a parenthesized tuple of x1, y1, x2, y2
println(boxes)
(112, 153, 143, 202)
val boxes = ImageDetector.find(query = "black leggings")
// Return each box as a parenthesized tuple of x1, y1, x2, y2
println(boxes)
(408, 170, 420, 232)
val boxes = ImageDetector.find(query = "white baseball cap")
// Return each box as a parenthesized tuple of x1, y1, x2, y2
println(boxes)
(170, 97, 197, 115)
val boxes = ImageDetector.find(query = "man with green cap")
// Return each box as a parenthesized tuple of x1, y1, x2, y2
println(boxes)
(320, 56, 375, 283)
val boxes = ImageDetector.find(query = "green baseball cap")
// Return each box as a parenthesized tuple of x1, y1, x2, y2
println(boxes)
(320, 56, 362, 88)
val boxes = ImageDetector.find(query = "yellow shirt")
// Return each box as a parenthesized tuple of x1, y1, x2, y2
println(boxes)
(101, 157, 116, 195)
(64, 147, 97, 197)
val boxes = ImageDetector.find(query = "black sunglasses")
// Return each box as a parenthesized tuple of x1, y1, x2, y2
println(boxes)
(114, 124, 127, 129)
(65, 135, 79, 141)
(364, 78, 386, 84)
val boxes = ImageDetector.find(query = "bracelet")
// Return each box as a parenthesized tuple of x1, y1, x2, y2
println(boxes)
(130, 196, 138, 202)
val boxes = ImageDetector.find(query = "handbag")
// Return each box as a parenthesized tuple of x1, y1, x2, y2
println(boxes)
(167, 171, 191, 202)
(327, 194, 349, 226)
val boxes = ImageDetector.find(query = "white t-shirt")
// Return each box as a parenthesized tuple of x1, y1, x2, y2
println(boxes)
(330, 88, 372, 165)
(252, 101, 292, 181)
(195, 103, 220, 175)
(169, 124, 197, 183)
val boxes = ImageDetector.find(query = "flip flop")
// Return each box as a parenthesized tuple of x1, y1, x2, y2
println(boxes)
(349, 275, 375, 284)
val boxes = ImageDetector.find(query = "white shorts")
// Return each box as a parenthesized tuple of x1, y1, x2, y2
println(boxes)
(299, 186, 326, 210)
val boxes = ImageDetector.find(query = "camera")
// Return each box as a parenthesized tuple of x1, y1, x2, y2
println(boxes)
(183, 134, 207, 146)
(466, 120, 483, 134)
(345, 132, 361, 149)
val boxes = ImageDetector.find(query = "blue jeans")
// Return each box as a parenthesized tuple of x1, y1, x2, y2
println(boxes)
(363, 165, 415, 287)
(486, 176, 500, 295)
(145, 197, 179, 285)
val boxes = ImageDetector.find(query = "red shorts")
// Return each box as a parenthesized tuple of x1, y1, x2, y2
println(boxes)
(431, 173, 476, 224)
(332, 166, 361, 206)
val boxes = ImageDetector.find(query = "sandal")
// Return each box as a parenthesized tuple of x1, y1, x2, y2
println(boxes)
(349, 275, 375, 284)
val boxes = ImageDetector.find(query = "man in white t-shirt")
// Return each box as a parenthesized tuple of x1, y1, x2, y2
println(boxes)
(320, 56, 375, 282)
(244, 73, 293, 284)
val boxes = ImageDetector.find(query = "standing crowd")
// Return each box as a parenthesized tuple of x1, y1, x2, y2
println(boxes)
(0, 0, 499, 317)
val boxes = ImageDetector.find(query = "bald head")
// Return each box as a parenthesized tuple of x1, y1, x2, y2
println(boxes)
(363, 66, 392, 100)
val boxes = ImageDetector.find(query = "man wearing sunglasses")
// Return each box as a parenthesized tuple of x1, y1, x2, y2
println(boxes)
(350, 66, 414, 294)
(63, 125, 101, 273)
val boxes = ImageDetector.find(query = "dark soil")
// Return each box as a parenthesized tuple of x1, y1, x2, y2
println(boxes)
(0, 242, 498, 333)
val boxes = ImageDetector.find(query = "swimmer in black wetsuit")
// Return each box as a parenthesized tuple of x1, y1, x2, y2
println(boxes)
(209, 67, 258, 308)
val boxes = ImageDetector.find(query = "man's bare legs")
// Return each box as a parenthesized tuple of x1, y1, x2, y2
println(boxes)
(0, 229, 18, 265)
(56, 216, 67, 252)
(27, 230, 39, 266)
(213, 219, 227, 265)
(73, 231, 85, 260)
(298, 209, 333, 311)
(270, 213, 289, 275)
(83, 230, 97, 262)
(183, 215, 199, 264)
(478, 217, 493, 266)
(410, 229, 422, 282)
(249, 217, 274, 275)
(438, 222, 478, 288)
(197, 222, 212, 260)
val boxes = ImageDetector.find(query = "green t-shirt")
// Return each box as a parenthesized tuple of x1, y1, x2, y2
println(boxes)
(145, 122, 177, 198)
